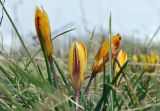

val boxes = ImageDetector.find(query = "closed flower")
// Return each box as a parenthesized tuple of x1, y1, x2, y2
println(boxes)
(35, 7, 53, 60)
(68, 42, 87, 91)
(84, 33, 121, 95)
(92, 33, 121, 76)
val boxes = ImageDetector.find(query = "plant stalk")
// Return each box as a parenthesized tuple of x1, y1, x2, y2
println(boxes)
(84, 75, 94, 99)
(76, 89, 80, 111)
(49, 57, 58, 88)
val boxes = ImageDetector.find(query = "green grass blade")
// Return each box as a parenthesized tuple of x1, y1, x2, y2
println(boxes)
(133, 71, 144, 88)
(94, 84, 111, 111)
(0, 1, 38, 72)
(52, 28, 76, 40)
(139, 88, 150, 102)
(37, 65, 45, 81)
(111, 61, 128, 84)
(94, 61, 128, 111)
(25, 49, 41, 70)
(124, 75, 139, 106)
(124, 85, 135, 107)
(127, 75, 155, 102)
(38, 30, 53, 86)
(25, 28, 75, 69)
(87, 27, 95, 57)
(0, 80, 26, 111)
(53, 57, 68, 86)
(108, 12, 114, 111)
(0, 65, 16, 84)
(7, 62, 55, 93)
(112, 90, 121, 110)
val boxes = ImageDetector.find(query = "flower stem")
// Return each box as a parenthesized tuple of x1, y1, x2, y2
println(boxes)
(84, 75, 94, 99)
(76, 90, 80, 111)
(49, 57, 58, 88)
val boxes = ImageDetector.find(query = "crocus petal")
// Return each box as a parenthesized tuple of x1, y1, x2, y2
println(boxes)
(115, 50, 127, 87)
(68, 42, 87, 91)
(148, 52, 159, 73)
(92, 33, 121, 76)
(149, 52, 159, 64)
(35, 7, 53, 60)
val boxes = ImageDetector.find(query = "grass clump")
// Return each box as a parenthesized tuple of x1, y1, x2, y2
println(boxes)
(0, 2, 160, 111)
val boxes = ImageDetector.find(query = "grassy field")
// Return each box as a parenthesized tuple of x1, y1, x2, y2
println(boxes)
(1, 1, 160, 111)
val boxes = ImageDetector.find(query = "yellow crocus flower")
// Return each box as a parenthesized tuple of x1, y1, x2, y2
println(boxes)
(147, 52, 159, 73)
(132, 54, 138, 63)
(68, 42, 87, 91)
(115, 50, 127, 87)
(149, 52, 159, 64)
(133, 53, 159, 73)
(139, 54, 148, 71)
(35, 7, 53, 61)
(84, 33, 121, 95)
(92, 33, 121, 76)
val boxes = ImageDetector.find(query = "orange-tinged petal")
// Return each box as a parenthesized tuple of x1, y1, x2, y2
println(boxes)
(115, 50, 127, 87)
(92, 33, 121, 76)
(35, 7, 53, 60)
(68, 42, 87, 91)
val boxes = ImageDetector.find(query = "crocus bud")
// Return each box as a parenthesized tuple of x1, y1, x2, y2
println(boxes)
(35, 7, 53, 60)
(115, 50, 127, 87)
(68, 42, 87, 91)
(92, 33, 121, 76)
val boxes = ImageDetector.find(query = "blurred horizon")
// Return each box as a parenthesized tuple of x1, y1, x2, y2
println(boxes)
(1, 0, 160, 51)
